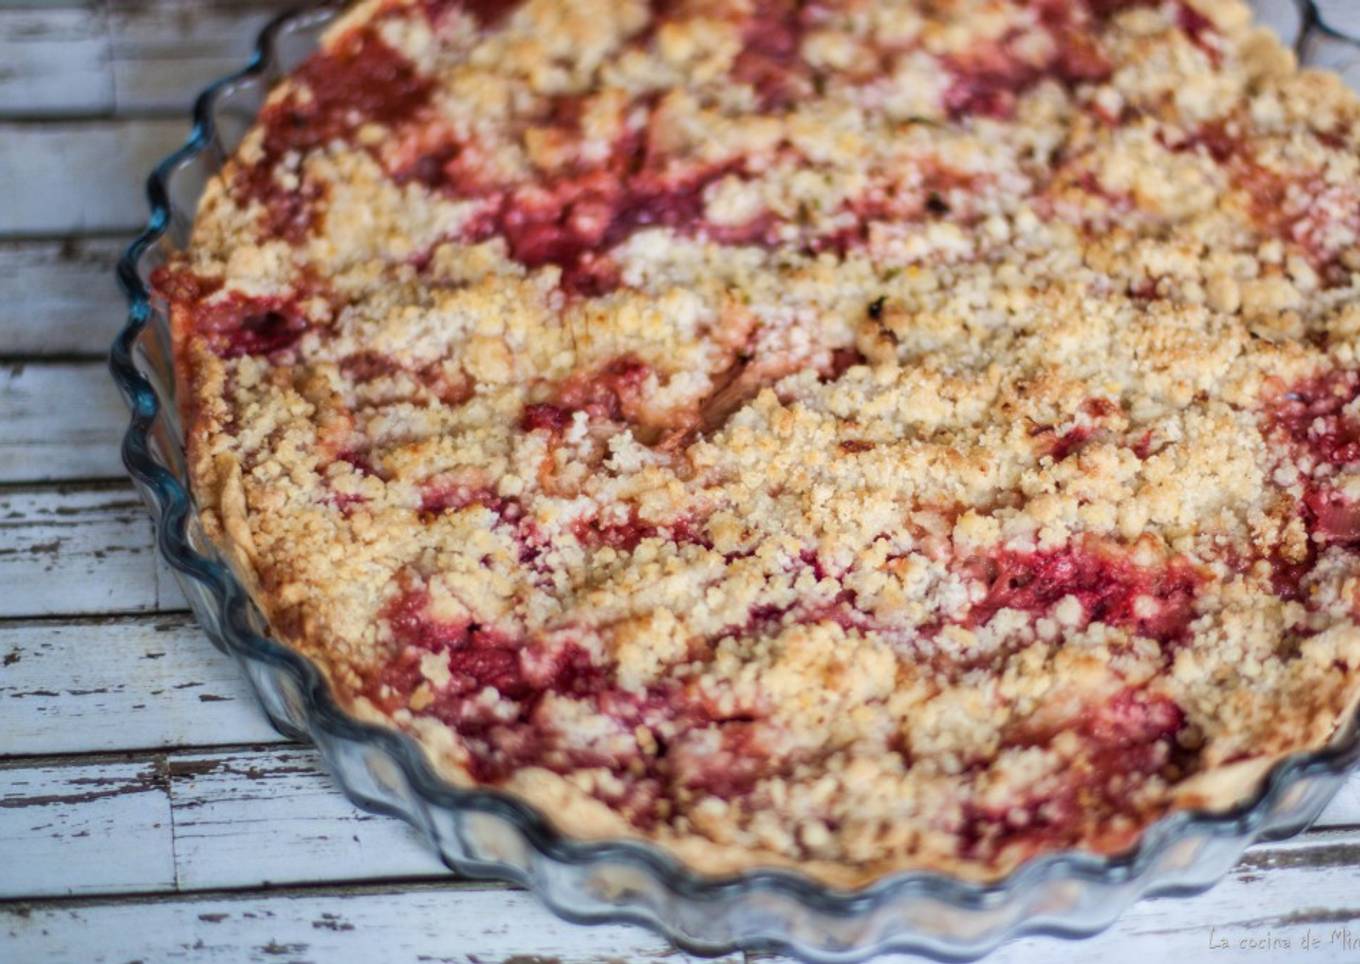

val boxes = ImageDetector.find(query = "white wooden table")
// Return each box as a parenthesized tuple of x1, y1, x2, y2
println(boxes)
(3, 2, 1360, 961)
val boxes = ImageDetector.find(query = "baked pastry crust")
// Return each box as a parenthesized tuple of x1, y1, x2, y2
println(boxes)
(157, 0, 1360, 885)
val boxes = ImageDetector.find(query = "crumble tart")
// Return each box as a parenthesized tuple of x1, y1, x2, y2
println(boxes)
(155, 0, 1360, 885)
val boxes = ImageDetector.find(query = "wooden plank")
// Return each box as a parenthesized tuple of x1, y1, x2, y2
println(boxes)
(0, 237, 127, 356)
(0, 758, 174, 899)
(108, 0, 291, 115)
(140, 756, 1360, 896)
(0, 614, 284, 755)
(169, 748, 446, 891)
(0, 483, 185, 617)
(0, 885, 738, 964)
(4, 835, 1360, 964)
(0, 363, 128, 482)
(0, 119, 189, 235)
(0, 741, 1357, 956)
(3, 739, 1360, 901)
(0, 4, 111, 118)
(0, 0, 292, 119)
(0, 746, 440, 899)
(987, 847, 1360, 963)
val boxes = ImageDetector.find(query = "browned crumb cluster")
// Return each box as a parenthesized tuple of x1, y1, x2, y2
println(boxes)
(159, 0, 1360, 884)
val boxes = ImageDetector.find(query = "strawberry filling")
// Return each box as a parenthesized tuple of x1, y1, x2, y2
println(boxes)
(368, 589, 773, 813)
(519, 355, 652, 434)
(154, 265, 339, 359)
(419, 0, 522, 28)
(963, 687, 1185, 858)
(1175, 1, 1221, 62)
(1269, 370, 1360, 465)
(961, 544, 1202, 645)
(730, 0, 816, 111)
(419, 481, 514, 517)
(572, 508, 661, 553)
(943, 3, 1115, 120)
(192, 293, 311, 358)
(463, 158, 751, 296)
(234, 26, 433, 240)
(1172, 129, 1360, 281)
(1030, 398, 1119, 460)
(1267, 370, 1360, 561)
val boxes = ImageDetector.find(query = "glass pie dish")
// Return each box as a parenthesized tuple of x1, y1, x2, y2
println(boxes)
(111, 1, 1360, 959)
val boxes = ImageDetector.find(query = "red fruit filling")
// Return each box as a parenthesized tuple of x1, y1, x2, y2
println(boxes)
(369, 590, 773, 812)
(730, 0, 815, 111)
(1259, 370, 1360, 595)
(325, 452, 375, 511)
(419, 481, 514, 517)
(419, 0, 522, 28)
(1030, 398, 1119, 460)
(1082, 686, 1185, 747)
(573, 509, 659, 553)
(1187, 142, 1360, 279)
(465, 159, 750, 295)
(1080, 0, 1157, 14)
(1170, 117, 1241, 164)
(373, 591, 603, 712)
(1304, 488, 1360, 545)
(1047, 425, 1092, 461)
(340, 351, 402, 384)
(337, 449, 378, 476)
(673, 721, 770, 800)
(943, 4, 1114, 120)
(328, 491, 369, 513)
(1241, 167, 1357, 275)
(1175, 0, 1221, 62)
(191, 293, 311, 358)
(1266, 369, 1360, 550)
(1268, 369, 1360, 469)
(234, 26, 433, 239)
(263, 28, 432, 162)
(1268, 543, 1316, 602)
(963, 687, 1184, 858)
(519, 355, 652, 434)
(396, 89, 783, 293)
(961, 544, 1203, 645)
(572, 510, 710, 554)
(520, 402, 574, 434)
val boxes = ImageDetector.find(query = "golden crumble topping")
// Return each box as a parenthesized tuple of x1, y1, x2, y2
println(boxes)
(159, 0, 1360, 884)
